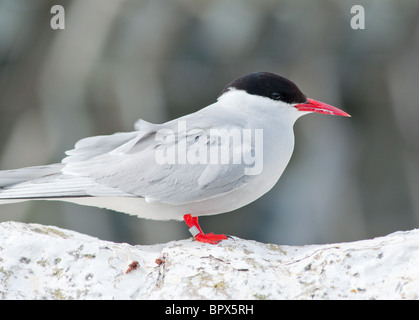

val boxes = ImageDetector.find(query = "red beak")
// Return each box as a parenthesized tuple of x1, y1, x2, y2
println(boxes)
(295, 98, 351, 117)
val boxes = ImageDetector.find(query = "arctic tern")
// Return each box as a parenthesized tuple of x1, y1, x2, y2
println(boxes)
(0, 72, 350, 244)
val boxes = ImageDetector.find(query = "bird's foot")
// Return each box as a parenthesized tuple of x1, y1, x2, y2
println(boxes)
(195, 232, 228, 244)
(183, 214, 228, 245)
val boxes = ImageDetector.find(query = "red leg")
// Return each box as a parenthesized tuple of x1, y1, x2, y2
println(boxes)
(183, 214, 228, 244)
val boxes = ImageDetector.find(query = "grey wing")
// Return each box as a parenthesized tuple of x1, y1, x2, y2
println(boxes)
(62, 131, 140, 163)
(62, 121, 258, 205)
(0, 131, 143, 200)
(0, 164, 64, 188)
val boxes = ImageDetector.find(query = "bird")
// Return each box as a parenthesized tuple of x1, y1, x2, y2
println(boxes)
(0, 72, 350, 244)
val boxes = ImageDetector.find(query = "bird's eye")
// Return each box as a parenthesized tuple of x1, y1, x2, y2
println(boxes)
(271, 92, 281, 100)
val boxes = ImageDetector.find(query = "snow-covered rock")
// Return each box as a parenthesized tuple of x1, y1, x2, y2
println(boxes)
(0, 221, 418, 299)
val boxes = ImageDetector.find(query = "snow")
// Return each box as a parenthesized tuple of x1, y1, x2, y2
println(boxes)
(0, 221, 418, 299)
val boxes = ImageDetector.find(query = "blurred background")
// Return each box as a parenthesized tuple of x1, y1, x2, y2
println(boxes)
(0, 0, 418, 245)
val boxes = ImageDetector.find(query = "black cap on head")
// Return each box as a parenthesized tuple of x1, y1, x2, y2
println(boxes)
(219, 72, 307, 104)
